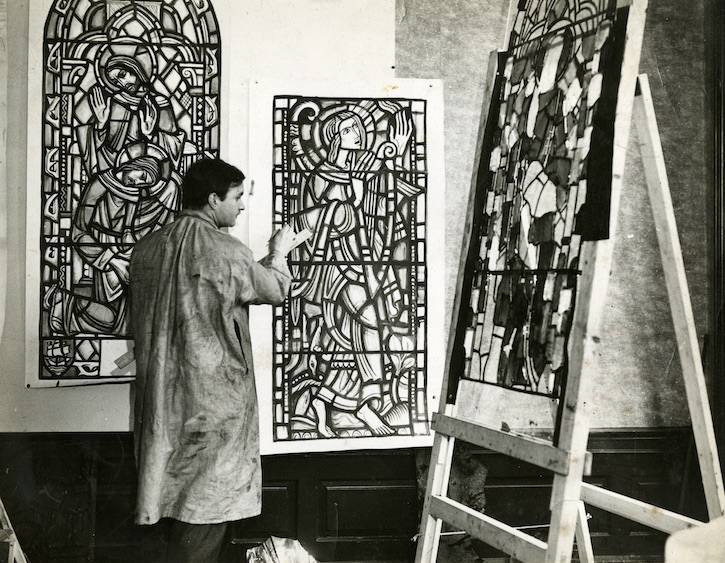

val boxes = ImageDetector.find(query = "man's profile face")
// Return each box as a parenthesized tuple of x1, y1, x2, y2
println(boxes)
(215, 184, 245, 228)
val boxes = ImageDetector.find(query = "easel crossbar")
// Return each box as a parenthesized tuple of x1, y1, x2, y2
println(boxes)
(580, 483, 703, 535)
(429, 495, 548, 563)
(432, 413, 572, 475)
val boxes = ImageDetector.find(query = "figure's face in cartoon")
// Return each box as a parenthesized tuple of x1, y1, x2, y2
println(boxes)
(108, 66, 140, 92)
(338, 117, 362, 150)
(121, 169, 151, 186)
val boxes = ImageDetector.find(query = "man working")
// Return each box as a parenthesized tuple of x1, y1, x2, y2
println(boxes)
(129, 158, 295, 562)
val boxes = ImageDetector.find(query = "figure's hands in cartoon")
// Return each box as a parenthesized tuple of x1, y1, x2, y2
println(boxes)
(140, 97, 159, 137)
(90, 86, 110, 128)
(379, 100, 412, 156)
(109, 256, 130, 284)
(389, 109, 412, 156)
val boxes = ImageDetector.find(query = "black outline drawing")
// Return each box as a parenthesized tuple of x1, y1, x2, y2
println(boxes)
(38, 0, 221, 380)
(272, 96, 431, 441)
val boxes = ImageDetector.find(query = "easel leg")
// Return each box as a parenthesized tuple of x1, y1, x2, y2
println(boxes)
(0, 496, 27, 563)
(575, 501, 594, 563)
(634, 73, 725, 519)
(415, 419, 457, 563)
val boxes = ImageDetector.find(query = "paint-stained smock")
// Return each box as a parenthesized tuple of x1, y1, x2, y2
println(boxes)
(129, 209, 291, 525)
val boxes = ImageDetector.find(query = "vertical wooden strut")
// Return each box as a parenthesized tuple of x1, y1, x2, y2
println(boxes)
(543, 0, 650, 557)
(0, 496, 28, 563)
(415, 405, 458, 562)
(633, 74, 725, 518)
(414, 37, 502, 563)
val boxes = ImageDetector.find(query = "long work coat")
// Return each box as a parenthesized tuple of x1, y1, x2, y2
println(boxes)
(129, 210, 291, 525)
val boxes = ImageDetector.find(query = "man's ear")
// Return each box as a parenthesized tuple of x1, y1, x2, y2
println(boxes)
(208, 192, 219, 209)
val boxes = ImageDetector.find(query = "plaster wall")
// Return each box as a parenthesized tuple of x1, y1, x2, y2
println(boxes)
(0, 0, 709, 432)
(395, 0, 708, 428)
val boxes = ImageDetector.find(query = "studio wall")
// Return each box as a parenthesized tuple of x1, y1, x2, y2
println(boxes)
(395, 0, 709, 428)
(0, 0, 711, 434)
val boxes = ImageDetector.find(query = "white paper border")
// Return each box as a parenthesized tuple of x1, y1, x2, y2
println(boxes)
(247, 77, 446, 454)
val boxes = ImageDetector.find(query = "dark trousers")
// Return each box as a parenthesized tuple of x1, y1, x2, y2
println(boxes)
(165, 519, 228, 563)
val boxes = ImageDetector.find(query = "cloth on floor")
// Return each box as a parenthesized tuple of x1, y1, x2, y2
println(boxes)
(246, 536, 317, 563)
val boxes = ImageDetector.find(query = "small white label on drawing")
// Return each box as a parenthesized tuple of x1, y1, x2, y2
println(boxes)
(115, 350, 135, 369)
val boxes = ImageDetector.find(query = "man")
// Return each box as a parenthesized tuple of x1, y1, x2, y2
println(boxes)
(129, 158, 295, 562)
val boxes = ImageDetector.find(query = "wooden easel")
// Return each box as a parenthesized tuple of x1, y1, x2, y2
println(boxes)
(571, 72, 725, 559)
(414, 1, 725, 561)
(0, 496, 27, 563)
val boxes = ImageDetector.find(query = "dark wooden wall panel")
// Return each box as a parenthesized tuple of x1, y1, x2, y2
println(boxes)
(320, 481, 418, 537)
(0, 429, 706, 562)
(231, 451, 420, 562)
(233, 481, 298, 544)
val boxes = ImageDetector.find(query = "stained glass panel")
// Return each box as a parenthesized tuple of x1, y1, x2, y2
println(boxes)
(456, 0, 626, 403)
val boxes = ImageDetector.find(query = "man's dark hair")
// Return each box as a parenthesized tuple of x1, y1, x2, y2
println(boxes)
(182, 158, 246, 209)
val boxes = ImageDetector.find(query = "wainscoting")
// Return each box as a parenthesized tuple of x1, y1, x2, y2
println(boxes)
(0, 428, 706, 562)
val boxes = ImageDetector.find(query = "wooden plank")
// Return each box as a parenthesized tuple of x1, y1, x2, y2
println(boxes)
(429, 495, 548, 563)
(442, 48, 503, 406)
(415, 408, 457, 563)
(545, 2, 650, 561)
(633, 73, 725, 519)
(432, 413, 571, 475)
(415, 48, 503, 563)
(581, 483, 704, 535)
(0, 497, 27, 563)
(575, 501, 595, 563)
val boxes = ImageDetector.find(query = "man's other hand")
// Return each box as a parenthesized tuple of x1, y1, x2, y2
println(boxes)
(268, 224, 297, 257)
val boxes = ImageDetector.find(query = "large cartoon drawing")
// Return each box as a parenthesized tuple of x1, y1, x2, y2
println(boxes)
(36, 0, 221, 380)
(271, 96, 431, 441)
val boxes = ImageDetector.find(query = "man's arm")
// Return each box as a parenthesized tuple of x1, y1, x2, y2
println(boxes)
(240, 224, 299, 305)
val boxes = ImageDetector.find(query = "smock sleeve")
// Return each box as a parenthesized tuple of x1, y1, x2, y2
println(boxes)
(237, 249, 292, 306)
